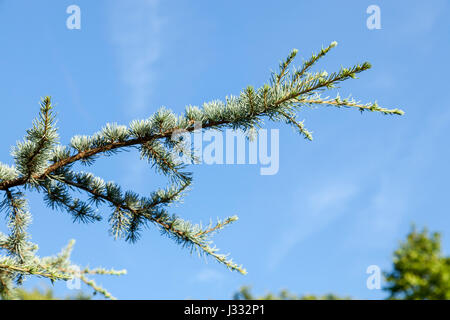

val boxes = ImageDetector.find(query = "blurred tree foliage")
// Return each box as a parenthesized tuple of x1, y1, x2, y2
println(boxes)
(384, 226, 450, 300)
(234, 286, 350, 300)
(2, 287, 91, 300)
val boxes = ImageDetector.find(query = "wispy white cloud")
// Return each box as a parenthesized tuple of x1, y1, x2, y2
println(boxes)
(191, 268, 225, 284)
(108, 0, 167, 186)
(267, 182, 358, 270)
(398, 1, 446, 35)
(109, 0, 165, 114)
(346, 176, 409, 250)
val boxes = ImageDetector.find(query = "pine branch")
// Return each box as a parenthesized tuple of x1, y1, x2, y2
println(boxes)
(11, 97, 59, 185)
(139, 140, 192, 183)
(0, 240, 125, 299)
(0, 42, 405, 297)
(292, 41, 337, 82)
(297, 95, 404, 115)
(0, 263, 72, 280)
(40, 178, 101, 223)
(44, 171, 246, 272)
(24, 98, 53, 177)
(79, 274, 116, 300)
(276, 49, 299, 85)
(278, 110, 313, 140)
(0, 164, 19, 183)
(1, 189, 32, 264)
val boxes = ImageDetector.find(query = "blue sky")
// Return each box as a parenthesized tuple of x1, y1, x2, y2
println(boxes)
(1, 0, 449, 299)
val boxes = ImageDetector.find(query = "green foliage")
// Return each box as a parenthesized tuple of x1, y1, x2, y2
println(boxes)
(0, 42, 402, 299)
(0, 239, 125, 300)
(233, 286, 350, 300)
(384, 226, 450, 300)
(3, 287, 91, 300)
